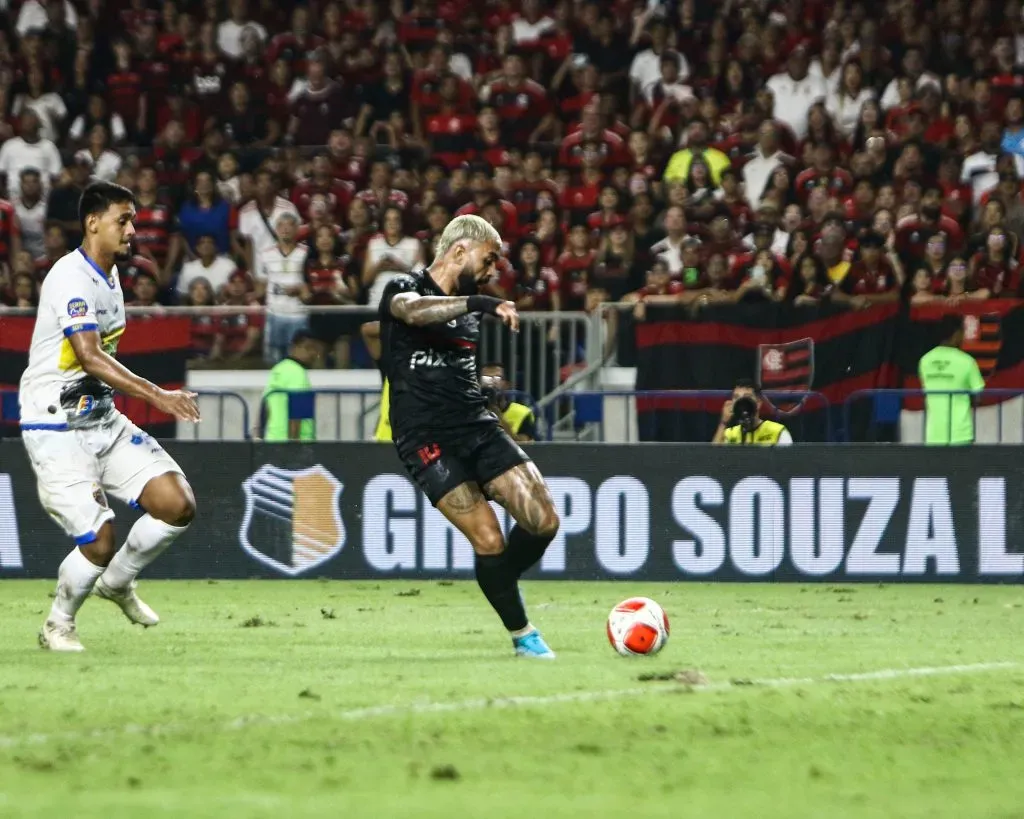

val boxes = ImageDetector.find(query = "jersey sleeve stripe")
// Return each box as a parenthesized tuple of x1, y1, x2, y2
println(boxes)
(62, 323, 99, 337)
(20, 422, 70, 431)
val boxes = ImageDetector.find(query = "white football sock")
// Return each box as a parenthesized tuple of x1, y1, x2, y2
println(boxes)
(99, 515, 190, 591)
(50, 548, 105, 623)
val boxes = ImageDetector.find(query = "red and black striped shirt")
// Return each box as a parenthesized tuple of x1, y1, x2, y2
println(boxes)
(133, 203, 174, 267)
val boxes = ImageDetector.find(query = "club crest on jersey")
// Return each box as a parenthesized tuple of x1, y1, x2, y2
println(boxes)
(66, 298, 88, 318)
(75, 396, 95, 416)
(239, 464, 346, 577)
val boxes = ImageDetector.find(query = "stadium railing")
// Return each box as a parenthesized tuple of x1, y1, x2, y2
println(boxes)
(0, 305, 596, 407)
(259, 387, 542, 441)
(539, 389, 833, 442)
(843, 389, 1024, 444)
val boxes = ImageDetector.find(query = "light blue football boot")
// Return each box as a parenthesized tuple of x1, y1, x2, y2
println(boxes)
(513, 628, 556, 659)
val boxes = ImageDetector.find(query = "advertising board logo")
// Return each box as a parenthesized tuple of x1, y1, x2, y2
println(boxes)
(757, 337, 814, 413)
(240, 464, 345, 576)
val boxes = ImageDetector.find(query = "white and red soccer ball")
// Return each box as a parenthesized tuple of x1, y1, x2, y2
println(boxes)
(606, 597, 670, 656)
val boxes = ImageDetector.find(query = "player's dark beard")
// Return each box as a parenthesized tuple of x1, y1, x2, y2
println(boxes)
(456, 262, 479, 296)
(113, 249, 132, 262)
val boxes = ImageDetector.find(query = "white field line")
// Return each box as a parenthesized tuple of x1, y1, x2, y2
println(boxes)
(0, 661, 1017, 751)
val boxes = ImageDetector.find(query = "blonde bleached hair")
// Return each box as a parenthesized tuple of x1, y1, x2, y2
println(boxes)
(434, 214, 502, 261)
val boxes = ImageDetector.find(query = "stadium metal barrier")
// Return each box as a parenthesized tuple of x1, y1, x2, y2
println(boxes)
(1, 305, 597, 408)
(259, 387, 542, 442)
(843, 389, 1024, 444)
(539, 389, 833, 442)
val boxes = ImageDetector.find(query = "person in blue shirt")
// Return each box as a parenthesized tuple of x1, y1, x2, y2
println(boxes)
(173, 170, 235, 263)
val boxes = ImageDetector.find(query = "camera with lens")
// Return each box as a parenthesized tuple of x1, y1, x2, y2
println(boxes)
(730, 394, 759, 430)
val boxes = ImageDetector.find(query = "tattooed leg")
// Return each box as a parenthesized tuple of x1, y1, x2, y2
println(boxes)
(485, 462, 559, 538)
(485, 463, 560, 577)
(438, 482, 527, 631)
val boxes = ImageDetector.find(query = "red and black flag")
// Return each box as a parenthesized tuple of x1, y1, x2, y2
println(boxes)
(757, 337, 815, 413)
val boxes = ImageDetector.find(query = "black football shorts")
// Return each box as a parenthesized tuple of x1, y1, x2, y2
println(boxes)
(396, 421, 530, 507)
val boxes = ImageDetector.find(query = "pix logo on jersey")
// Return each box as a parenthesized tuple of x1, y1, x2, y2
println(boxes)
(66, 298, 89, 318)
(239, 464, 346, 576)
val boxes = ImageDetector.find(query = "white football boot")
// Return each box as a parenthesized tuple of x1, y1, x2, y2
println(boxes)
(38, 620, 85, 652)
(93, 578, 160, 627)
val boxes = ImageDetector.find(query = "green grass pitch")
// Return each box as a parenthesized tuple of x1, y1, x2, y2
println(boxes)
(2, 580, 1024, 818)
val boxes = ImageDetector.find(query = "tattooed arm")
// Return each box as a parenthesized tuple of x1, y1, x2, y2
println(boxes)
(388, 292, 471, 326)
(388, 291, 517, 328)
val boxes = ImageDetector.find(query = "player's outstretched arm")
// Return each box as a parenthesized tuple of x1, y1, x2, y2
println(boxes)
(68, 330, 201, 422)
(389, 292, 519, 331)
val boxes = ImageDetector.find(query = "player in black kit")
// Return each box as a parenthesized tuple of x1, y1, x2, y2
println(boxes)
(378, 214, 560, 658)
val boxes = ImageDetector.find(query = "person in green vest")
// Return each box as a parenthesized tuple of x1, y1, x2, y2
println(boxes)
(260, 330, 322, 442)
(713, 379, 793, 445)
(919, 316, 985, 445)
(662, 120, 732, 186)
(360, 320, 391, 442)
(480, 363, 536, 443)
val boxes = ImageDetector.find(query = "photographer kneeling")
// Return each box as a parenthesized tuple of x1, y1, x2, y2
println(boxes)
(712, 380, 793, 445)
(481, 363, 536, 443)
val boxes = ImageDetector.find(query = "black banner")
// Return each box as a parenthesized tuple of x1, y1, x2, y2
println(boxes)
(634, 300, 1024, 442)
(1, 441, 1022, 583)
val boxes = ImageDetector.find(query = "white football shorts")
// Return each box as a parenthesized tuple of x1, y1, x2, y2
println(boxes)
(22, 412, 184, 544)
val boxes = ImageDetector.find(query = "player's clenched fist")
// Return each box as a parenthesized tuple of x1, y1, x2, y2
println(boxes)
(495, 301, 519, 333)
(154, 389, 201, 422)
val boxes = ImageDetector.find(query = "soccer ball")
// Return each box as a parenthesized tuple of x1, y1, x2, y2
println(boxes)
(606, 597, 669, 656)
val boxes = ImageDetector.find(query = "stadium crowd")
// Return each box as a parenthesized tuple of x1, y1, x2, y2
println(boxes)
(1, 0, 1023, 367)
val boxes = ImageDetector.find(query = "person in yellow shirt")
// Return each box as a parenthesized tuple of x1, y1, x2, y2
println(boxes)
(819, 226, 851, 286)
(712, 380, 793, 445)
(360, 320, 391, 442)
(662, 120, 731, 186)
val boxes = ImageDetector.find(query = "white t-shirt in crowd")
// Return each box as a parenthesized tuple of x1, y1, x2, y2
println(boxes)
(742, 148, 789, 209)
(257, 243, 309, 316)
(825, 88, 875, 139)
(15, 194, 47, 258)
(961, 150, 1024, 204)
(217, 19, 267, 59)
(650, 234, 685, 275)
(643, 80, 695, 106)
(12, 93, 67, 143)
(177, 256, 238, 297)
(237, 196, 300, 279)
(76, 149, 123, 183)
(15, 0, 77, 36)
(630, 48, 691, 97)
(879, 73, 942, 110)
(0, 137, 63, 197)
(511, 15, 555, 44)
(69, 114, 126, 145)
(365, 234, 424, 309)
(764, 71, 829, 140)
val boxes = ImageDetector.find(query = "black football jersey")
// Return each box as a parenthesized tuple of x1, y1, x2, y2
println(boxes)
(378, 270, 489, 438)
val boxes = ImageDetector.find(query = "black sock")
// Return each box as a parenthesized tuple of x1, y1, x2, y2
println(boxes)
(505, 525, 555, 577)
(474, 552, 528, 632)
